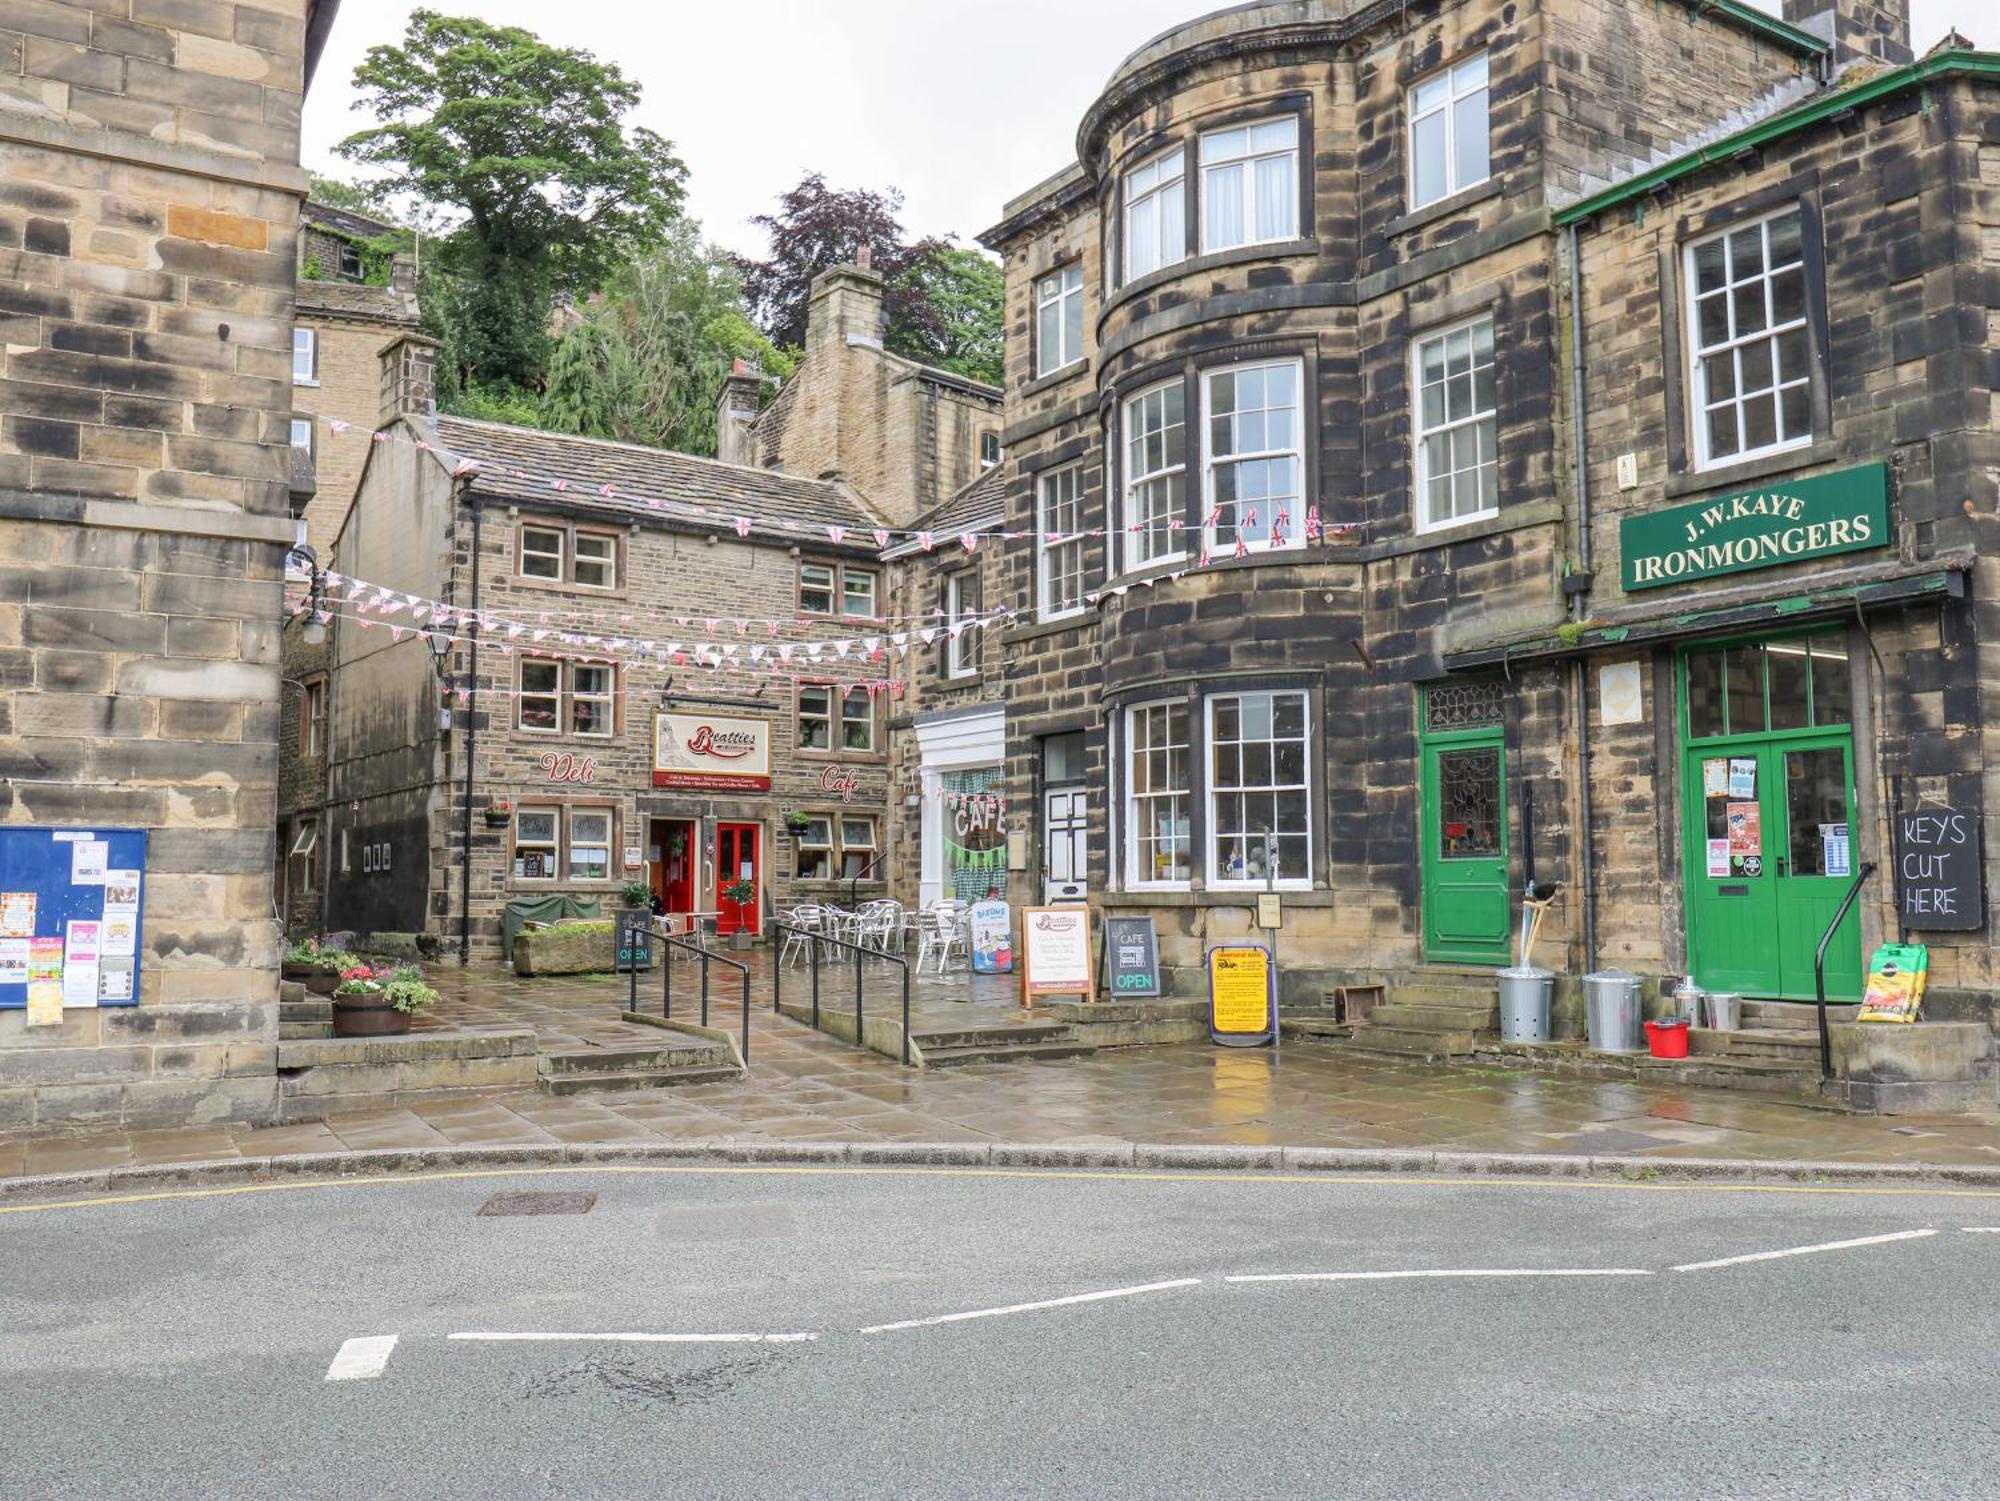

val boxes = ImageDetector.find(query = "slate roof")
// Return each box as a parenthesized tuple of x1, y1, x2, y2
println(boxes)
(427, 415, 881, 540)
(912, 463, 1006, 540)
(303, 199, 401, 241)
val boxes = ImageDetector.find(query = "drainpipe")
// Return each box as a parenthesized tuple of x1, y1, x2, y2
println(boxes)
(459, 493, 483, 964)
(1565, 221, 1598, 976)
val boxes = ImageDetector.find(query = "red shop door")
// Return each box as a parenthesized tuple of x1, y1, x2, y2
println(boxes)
(716, 822, 761, 936)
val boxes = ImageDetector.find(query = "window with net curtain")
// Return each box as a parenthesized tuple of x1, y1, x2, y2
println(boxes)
(1124, 147, 1186, 281)
(1201, 117, 1299, 252)
(1208, 691, 1311, 886)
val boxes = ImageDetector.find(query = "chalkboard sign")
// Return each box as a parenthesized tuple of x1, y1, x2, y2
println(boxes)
(1102, 916, 1160, 997)
(1896, 808, 1984, 932)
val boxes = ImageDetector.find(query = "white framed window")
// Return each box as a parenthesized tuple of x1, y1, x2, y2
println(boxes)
(567, 808, 612, 881)
(338, 241, 363, 280)
(1036, 263, 1084, 376)
(1686, 205, 1810, 469)
(569, 664, 614, 736)
(795, 814, 835, 879)
(842, 567, 878, 619)
(519, 525, 565, 581)
(838, 816, 878, 880)
(301, 676, 326, 757)
(1122, 379, 1186, 570)
(799, 561, 875, 617)
(1413, 316, 1498, 531)
(1409, 51, 1490, 209)
(517, 659, 614, 737)
(1207, 691, 1311, 888)
(1038, 465, 1087, 620)
(797, 685, 835, 750)
(572, 531, 616, 589)
(1200, 116, 1299, 253)
(840, 686, 876, 752)
(1203, 360, 1304, 553)
(519, 660, 561, 732)
(290, 417, 314, 458)
(1125, 700, 1191, 889)
(799, 563, 836, 614)
(945, 571, 980, 679)
(1123, 147, 1186, 282)
(980, 432, 1002, 468)
(289, 819, 319, 895)
(292, 327, 317, 384)
(798, 684, 873, 751)
(514, 807, 559, 881)
(794, 813, 880, 880)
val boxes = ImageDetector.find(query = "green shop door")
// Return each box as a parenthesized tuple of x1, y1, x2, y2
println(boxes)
(1419, 724, 1512, 966)
(1680, 636, 1863, 1000)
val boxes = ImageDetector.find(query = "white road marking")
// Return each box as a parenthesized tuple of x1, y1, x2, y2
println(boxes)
(1672, 1228, 1936, 1272)
(325, 1335, 399, 1381)
(448, 1332, 817, 1344)
(1962, 1227, 2000, 1233)
(858, 1278, 1202, 1335)
(1225, 1269, 1650, 1283)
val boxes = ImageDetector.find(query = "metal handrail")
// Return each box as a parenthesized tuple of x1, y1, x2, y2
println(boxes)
(622, 920, 751, 1066)
(770, 921, 911, 1066)
(1813, 862, 1875, 1080)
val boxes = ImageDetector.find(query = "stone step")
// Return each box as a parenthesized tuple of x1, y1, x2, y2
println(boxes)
(919, 1039, 1098, 1069)
(1688, 1027, 1820, 1060)
(910, 1022, 1075, 1052)
(279, 1022, 334, 1040)
(1280, 1016, 1355, 1039)
(280, 998, 332, 1022)
(537, 1044, 731, 1076)
(1739, 1000, 1859, 1032)
(1344, 1026, 1482, 1061)
(1370, 1001, 1499, 1031)
(539, 1064, 743, 1096)
(280, 980, 306, 1004)
(1396, 967, 1501, 993)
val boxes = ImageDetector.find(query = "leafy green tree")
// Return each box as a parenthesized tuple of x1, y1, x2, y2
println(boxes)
(336, 9, 687, 395)
(891, 247, 1004, 387)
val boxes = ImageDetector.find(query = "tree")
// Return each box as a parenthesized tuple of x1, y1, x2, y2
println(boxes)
(541, 222, 796, 457)
(890, 247, 1004, 387)
(307, 172, 403, 222)
(738, 173, 950, 353)
(336, 9, 687, 394)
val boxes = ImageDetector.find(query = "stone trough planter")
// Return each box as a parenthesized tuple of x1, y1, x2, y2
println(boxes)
(513, 923, 617, 976)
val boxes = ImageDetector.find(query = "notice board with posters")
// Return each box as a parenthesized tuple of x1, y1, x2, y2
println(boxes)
(1896, 807, 1984, 932)
(0, 826, 147, 1014)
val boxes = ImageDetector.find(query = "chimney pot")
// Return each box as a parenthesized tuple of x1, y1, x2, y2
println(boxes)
(857, 245, 873, 272)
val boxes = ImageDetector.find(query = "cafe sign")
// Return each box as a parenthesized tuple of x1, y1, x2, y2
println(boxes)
(1619, 463, 1889, 592)
(653, 712, 771, 791)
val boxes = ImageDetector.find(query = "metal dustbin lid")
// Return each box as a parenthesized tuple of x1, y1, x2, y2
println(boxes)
(1496, 966, 1554, 980)
(1584, 968, 1635, 984)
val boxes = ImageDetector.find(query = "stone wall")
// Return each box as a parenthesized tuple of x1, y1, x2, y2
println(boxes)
(0, 0, 317, 1131)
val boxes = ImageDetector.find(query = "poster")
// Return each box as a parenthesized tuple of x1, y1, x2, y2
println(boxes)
(101, 914, 137, 958)
(27, 936, 62, 981)
(1208, 945, 1276, 1044)
(1726, 802, 1761, 855)
(70, 840, 108, 885)
(98, 957, 134, 1003)
(62, 919, 100, 1009)
(103, 870, 140, 909)
(26, 982, 61, 1027)
(0, 892, 33, 938)
(1728, 759, 1757, 799)
(0, 939, 26, 985)
(1822, 822, 1851, 879)
(1702, 759, 1730, 799)
(968, 899, 1013, 973)
(1706, 839, 1731, 879)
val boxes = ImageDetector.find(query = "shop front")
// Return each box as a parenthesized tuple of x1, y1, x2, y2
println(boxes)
(650, 711, 774, 937)
(914, 704, 1007, 906)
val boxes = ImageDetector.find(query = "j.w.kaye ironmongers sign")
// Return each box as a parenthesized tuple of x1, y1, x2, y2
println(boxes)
(1620, 463, 1889, 592)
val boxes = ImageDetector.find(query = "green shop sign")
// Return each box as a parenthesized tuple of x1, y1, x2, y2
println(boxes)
(1620, 463, 1890, 592)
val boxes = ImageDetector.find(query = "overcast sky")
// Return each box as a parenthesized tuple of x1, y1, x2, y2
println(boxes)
(302, 1, 1989, 260)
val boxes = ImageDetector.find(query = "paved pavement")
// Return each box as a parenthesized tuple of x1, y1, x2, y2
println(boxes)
(6, 1164, 1999, 1497)
(5, 962, 2000, 1183)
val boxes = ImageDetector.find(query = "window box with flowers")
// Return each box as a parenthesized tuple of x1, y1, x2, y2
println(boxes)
(484, 799, 513, 826)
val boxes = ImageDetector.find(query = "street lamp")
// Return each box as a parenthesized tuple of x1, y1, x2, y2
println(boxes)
(424, 625, 454, 731)
(286, 543, 328, 644)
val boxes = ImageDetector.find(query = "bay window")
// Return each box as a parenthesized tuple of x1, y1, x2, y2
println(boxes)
(1125, 700, 1191, 888)
(1207, 691, 1311, 886)
(1203, 360, 1303, 553)
(1200, 117, 1299, 252)
(1038, 465, 1086, 619)
(1123, 148, 1186, 282)
(1686, 205, 1811, 468)
(1122, 380, 1186, 569)
(1413, 316, 1498, 531)
(1036, 263, 1084, 375)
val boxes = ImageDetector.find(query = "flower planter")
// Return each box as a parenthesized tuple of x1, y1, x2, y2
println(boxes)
(305, 970, 342, 996)
(483, 809, 511, 826)
(332, 995, 412, 1037)
(513, 924, 616, 976)
(281, 961, 314, 981)
(1644, 1019, 1691, 1059)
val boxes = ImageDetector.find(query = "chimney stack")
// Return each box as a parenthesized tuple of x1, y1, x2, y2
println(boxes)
(715, 358, 765, 468)
(379, 332, 440, 425)
(1781, 0, 1912, 71)
(804, 259, 886, 354)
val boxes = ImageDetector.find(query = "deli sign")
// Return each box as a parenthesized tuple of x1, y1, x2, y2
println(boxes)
(1620, 463, 1889, 592)
(653, 712, 771, 791)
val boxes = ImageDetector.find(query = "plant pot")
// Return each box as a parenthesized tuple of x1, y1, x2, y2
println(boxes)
(332, 995, 412, 1037)
(281, 961, 314, 981)
(1644, 1019, 1691, 1059)
(304, 970, 342, 996)
(729, 932, 754, 951)
(484, 809, 511, 826)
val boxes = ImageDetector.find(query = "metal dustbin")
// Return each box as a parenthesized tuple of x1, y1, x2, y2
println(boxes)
(1705, 991, 1741, 1032)
(1497, 966, 1554, 1044)
(1584, 968, 1644, 1054)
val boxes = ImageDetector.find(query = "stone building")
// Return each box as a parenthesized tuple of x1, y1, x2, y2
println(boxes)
(276, 201, 419, 937)
(971, 0, 1979, 1042)
(0, 0, 339, 1132)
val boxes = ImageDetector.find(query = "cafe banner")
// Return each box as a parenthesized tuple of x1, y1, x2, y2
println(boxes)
(653, 713, 772, 791)
(1619, 463, 1889, 592)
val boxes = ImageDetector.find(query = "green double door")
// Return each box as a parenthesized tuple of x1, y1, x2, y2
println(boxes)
(1679, 635, 1863, 1000)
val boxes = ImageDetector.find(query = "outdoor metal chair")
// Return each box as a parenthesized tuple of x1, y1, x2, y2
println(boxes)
(916, 901, 969, 974)
(779, 905, 828, 969)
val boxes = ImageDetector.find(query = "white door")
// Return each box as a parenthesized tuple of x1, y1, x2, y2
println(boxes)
(1044, 786, 1088, 903)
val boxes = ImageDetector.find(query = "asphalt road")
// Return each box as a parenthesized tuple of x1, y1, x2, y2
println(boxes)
(5, 1164, 1999, 1499)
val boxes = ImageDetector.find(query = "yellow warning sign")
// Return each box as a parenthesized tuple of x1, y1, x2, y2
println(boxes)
(1208, 946, 1273, 1038)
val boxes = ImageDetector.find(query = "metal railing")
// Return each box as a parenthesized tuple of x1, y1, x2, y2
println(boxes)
(622, 921, 751, 1066)
(1813, 862, 1876, 1080)
(771, 922, 911, 1066)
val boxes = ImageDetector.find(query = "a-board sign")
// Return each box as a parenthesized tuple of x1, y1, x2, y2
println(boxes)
(0, 826, 147, 1016)
(1021, 905, 1092, 1000)
(1208, 945, 1276, 1047)
(970, 898, 1014, 973)
(1896, 807, 1984, 932)
(1103, 915, 1160, 997)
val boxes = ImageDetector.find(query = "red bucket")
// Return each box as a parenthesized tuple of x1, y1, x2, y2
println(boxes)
(1644, 1019, 1690, 1059)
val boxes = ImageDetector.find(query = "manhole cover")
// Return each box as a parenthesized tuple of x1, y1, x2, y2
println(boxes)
(478, 1191, 598, 1217)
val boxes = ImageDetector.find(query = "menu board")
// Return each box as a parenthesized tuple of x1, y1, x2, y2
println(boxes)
(1102, 916, 1161, 997)
(1208, 945, 1276, 1047)
(1021, 906, 1091, 1000)
(0, 826, 147, 1016)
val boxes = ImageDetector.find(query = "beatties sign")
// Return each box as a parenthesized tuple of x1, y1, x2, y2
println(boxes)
(653, 712, 772, 791)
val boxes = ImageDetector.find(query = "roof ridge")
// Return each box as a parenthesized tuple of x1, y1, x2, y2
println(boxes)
(433, 413, 844, 492)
